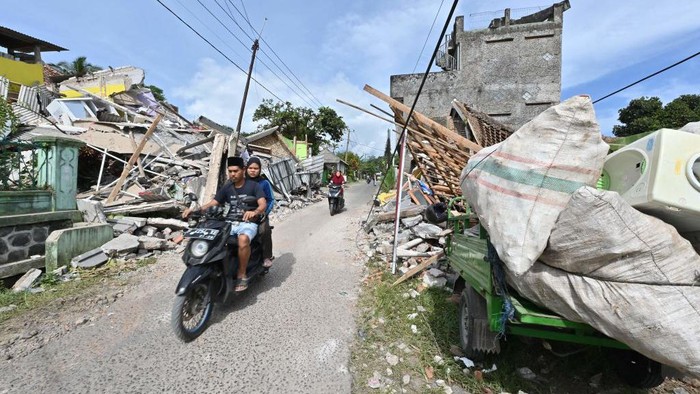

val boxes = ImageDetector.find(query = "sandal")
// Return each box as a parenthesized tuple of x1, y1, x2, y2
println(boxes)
(234, 277, 249, 292)
(263, 256, 274, 268)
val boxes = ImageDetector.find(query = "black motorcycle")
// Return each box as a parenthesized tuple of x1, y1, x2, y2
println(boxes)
(327, 184, 345, 216)
(171, 196, 267, 342)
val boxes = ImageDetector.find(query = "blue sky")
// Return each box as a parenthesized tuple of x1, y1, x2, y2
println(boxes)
(4, 0, 699, 156)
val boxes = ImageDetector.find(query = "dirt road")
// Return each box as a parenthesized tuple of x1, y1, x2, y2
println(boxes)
(0, 182, 377, 393)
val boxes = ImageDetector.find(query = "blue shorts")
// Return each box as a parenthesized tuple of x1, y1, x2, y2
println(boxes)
(229, 221, 258, 240)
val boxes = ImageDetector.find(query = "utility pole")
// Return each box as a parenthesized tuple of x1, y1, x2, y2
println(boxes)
(231, 38, 260, 156)
(344, 129, 351, 164)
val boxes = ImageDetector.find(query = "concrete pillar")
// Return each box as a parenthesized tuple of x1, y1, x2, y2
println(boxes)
(455, 16, 464, 33)
(33, 45, 42, 64)
(33, 136, 85, 211)
(504, 8, 511, 26)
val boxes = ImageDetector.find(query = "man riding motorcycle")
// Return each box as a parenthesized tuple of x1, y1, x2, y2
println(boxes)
(182, 156, 266, 292)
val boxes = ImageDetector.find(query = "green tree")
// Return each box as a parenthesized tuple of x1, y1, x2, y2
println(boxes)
(337, 150, 361, 180)
(52, 56, 102, 78)
(384, 129, 392, 167)
(252, 99, 347, 153)
(146, 85, 167, 102)
(612, 95, 700, 137)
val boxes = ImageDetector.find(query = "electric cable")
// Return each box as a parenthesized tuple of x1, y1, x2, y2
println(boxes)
(224, 0, 326, 107)
(211, 0, 322, 108)
(593, 50, 700, 104)
(156, 0, 286, 102)
(412, 0, 446, 73)
(365, 0, 460, 224)
(196, 0, 318, 108)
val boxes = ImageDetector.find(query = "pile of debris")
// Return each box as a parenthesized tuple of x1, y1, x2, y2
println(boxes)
(364, 193, 455, 290)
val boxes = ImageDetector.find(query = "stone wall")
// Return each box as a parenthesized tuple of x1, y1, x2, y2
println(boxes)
(0, 220, 71, 264)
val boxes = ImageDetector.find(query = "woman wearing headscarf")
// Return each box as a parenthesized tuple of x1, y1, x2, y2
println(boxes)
(246, 156, 275, 268)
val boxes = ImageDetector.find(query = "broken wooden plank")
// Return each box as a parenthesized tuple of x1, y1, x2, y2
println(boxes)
(373, 205, 426, 223)
(392, 251, 444, 286)
(202, 133, 227, 202)
(106, 113, 164, 203)
(363, 84, 482, 152)
(130, 131, 146, 178)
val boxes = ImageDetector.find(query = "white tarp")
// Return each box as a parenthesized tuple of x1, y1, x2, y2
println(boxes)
(510, 187, 700, 377)
(460, 95, 608, 276)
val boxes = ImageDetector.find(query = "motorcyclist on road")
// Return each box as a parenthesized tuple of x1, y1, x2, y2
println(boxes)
(182, 156, 266, 292)
(245, 156, 275, 269)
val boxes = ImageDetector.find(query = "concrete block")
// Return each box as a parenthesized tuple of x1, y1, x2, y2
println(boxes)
(411, 223, 443, 240)
(0, 256, 44, 279)
(138, 236, 168, 251)
(45, 224, 113, 271)
(76, 199, 107, 223)
(101, 233, 139, 256)
(12, 268, 42, 292)
(71, 247, 109, 268)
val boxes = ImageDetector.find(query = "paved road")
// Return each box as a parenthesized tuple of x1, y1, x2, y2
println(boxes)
(1, 183, 377, 393)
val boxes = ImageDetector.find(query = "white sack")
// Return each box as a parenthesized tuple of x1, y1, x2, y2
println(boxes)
(510, 187, 700, 377)
(460, 95, 608, 275)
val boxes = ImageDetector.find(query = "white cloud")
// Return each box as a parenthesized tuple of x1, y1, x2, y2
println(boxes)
(562, 1, 700, 89)
(172, 58, 390, 156)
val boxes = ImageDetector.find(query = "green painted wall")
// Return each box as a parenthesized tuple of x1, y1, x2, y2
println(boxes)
(44, 224, 113, 271)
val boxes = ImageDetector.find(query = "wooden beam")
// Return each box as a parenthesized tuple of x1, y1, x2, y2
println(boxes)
(363, 84, 482, 152)
(392, 252, 444, 286)
(106, 114, 164, 203)
(129, 131, 146, 178)
(202, 133, 227, 201)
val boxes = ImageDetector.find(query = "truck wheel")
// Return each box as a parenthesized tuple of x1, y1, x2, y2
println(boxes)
(459, 286, 498, 360)
(608, 349, 664, 388)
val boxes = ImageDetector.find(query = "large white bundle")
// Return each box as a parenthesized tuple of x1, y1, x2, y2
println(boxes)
(510, 187, 700, 377)
(460, 95, 608, 275)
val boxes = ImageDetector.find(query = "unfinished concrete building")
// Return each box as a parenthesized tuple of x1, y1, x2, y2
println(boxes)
(390, 1, 570, 132)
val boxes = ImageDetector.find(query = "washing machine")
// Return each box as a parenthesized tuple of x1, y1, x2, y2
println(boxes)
(602, 128, 700, 232)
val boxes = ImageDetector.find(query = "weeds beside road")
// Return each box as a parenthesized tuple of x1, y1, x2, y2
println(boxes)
(350, 258, 699, 394)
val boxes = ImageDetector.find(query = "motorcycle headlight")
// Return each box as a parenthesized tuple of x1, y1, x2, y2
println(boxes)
(190, 239, 209, 258)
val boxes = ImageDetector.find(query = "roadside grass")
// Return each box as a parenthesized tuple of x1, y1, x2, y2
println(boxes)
(351, 260, 645, 394)
(0, 256, 158, 324)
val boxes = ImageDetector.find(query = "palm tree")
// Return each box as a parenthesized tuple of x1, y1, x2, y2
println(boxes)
(52, 56, 102, 78)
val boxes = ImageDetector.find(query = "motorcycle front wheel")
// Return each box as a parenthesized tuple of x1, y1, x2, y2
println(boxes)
(329, 200, 337, 216)
(171, 281, 213, 342)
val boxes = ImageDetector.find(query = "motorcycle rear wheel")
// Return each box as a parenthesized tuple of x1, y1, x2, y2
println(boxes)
(171, 281, 213, 342)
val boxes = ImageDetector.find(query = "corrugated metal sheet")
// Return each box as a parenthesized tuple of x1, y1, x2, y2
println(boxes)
(265, 157, 301, 199)
(299, 155, 324, 173)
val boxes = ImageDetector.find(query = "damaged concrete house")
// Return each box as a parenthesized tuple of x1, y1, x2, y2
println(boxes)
(390, 1, 569, 134)
(370, 1, 570, 200)
(0, 26, 328, 283)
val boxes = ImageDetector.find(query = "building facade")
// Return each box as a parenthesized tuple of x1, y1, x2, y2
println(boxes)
(390, 1, 569, 131)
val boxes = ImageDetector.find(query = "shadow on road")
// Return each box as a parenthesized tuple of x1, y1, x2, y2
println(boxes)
(209, 252, 296, 325)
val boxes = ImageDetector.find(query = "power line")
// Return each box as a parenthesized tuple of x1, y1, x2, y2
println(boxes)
(593, 50, 700, 104)
(156, 0, 285, 102)
(412, 0, 446, 73)
(215, 0, 324, 108)
(224, 0, 326, 107)
(349, 139, 384, 153)
(195, 0, 318, 108)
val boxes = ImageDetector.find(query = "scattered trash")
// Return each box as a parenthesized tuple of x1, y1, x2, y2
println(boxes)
(482, 364, 497, 373)
(455, 356, 475, 368)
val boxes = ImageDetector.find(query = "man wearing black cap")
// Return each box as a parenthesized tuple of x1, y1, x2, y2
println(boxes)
(182, 156, 266, 292)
